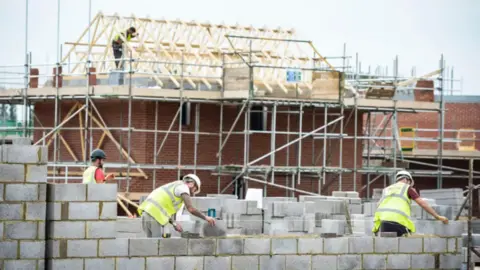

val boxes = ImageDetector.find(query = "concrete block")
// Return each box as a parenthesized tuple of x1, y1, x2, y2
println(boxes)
(99, 238, 129, 256)
(116, 257, 146, 270)
(349, 236, 373, 253)
(46, 203, 61, 220)
(25, 165, 47, 182)
(259, 255, 286, 270)
(176, 256, 204, 270)
(423, 237, 447, 253)
(129, 238, 158, 256)
(85, 258, 115, 270)
(411, 254, 435, 269)
(448, 237, 458, 253)
(272, 238, 297, 254)
(272, 202, 305, 217)
(324, 237, 348, 254)
(87, 184, 117, 201)
(1, 145, 47, 164)
(435, 220, 464, 237)
(244, 238, 270, 254)
(48, 184, 86, 202)
(345, 191, 359, 198)
(69, 202, 99, 220)
(0, 164, 25, 182)
(0, 184, 3, 201)
(146, 257, 174, 270)
(5, 221, 37, 240)
(37, 221, 45, 239)
(86, 221, 116, 239)
(349, 204, 363, 214)
(415, 220, 436, 234)
(46, 240, 64, 259)
(100, 202, 117, 220)
(285, 216, 304, 232)
(67, 240, 97, 257)
(232, 256, 259, 270)
(386, 254, 411, 269)
(5, 184, 38, 201)
(374, 237, 398, 253)
(314, 213, 331, 227)
(246, 200, 262, 215)
(0, 203, 24, 220)
(26, 202, 46, 220)
(439, 254, 462, 269)
(205, 256, 231, 269)
(320, 219, 345, 235)
(188, 239, 215, 255)
(286, 255, 311, 270)
(222, 199, 247, 214)
(304, 201, 316, 214)
(332, 191, 346, 197)
(237, 214, 263, 234)
(311, 255, 337, 270)
(191, 197, 221, 211)
(0, 222, 3, 239)
(0, 241, 17, 259)
(338, 255, 361, 270)
(159, 238, 188, 255)
(48, 221, 85, 239)
(398, 237, 423, 253)
(217, 238, 243, 254)
(4, 260, 38, 269)
(12, 137, 31, 145)
(303, 214, 315, 233)
(38, 183, 47, 201)
(363, 254, 386, 269)
(20, 240, 45, 259)
(298, 238, 323, 254)
(47, 259, 84, 270)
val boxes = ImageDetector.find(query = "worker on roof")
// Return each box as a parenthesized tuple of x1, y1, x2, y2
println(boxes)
(82, 149, 116, 184)
(138, 174, 216, 238)
(112, 26, 138, 69)
(373, 170, 449, 237)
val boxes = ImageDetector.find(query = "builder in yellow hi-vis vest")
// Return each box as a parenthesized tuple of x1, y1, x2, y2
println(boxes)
(82, 149, 115, 184)
(112, 27, 137, 69)
(138, 174, 216, 238)
(373, 170, 449, 237)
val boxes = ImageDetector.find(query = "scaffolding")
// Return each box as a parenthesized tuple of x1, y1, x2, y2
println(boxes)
(0, 11, 473, 201)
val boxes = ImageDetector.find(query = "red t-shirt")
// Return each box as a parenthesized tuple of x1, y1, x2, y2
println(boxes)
(94, 168, 105, 183)
(407, 187, 420, 200)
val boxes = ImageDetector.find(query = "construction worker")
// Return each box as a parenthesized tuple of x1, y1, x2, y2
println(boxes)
(138, 174, 216, 238)
(373, 170, 449, 237)
(82, 149, 115, 184)
(112, 27, 138, 69)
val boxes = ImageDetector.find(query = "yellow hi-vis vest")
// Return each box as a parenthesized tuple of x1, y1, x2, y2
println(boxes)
(114, 33, 132, 43)
(138, 181, 186, 226)
(83, 166, 99, 184)
(373, 182, 416, 233)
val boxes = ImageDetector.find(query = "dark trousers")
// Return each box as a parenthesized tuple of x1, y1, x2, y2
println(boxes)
(112, 45, 123, 69)
(377, 221, 410, 237)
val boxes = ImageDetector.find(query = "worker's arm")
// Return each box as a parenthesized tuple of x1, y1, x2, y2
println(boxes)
(181, 193, 207, 220)
(414, 197, 448, 223)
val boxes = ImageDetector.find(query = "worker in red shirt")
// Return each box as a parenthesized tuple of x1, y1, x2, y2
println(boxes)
(82, 149, 115, 184)
(373, 170, 448, 237)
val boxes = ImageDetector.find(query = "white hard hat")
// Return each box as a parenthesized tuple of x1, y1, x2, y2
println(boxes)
(396, 170, 414, 186)
(183, 174, 201, 195)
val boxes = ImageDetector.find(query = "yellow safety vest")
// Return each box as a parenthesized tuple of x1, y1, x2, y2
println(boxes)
(114, 33, 132, 42)
(138, 181, 186, 226)
(373, 182, 416, 233)
(82, 166, 99, 184)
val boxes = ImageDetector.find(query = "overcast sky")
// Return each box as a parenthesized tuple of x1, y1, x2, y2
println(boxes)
(1, 0, 479, 94)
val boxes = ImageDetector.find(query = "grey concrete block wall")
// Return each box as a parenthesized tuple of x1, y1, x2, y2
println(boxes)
(0, 145, 48, 270)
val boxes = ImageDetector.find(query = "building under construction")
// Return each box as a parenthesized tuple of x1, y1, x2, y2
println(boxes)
(0, 12, 478, 204)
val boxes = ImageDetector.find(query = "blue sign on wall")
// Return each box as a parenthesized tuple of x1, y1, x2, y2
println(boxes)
(286, 69, 302, 82)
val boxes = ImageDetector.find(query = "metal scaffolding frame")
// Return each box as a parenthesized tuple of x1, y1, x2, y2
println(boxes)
(0, 8, 473, 200)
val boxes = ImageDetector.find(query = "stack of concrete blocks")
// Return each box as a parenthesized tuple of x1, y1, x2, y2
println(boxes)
(297, 191, 363, 236)
(220, 198, 263, 235)
(46, 183, 118, 269)
(261, 197, 316, 235)
(420, 188, 467, 217)
(0, 142, 48, 269)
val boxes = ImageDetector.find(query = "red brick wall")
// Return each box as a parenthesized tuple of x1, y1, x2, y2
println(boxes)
(34, 100, 363, 196)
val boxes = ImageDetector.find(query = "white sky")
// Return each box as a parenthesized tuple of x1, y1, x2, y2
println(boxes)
(1, 0, 479, 94)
